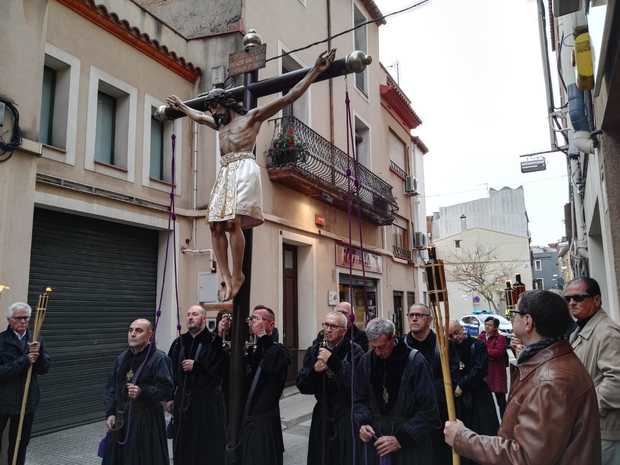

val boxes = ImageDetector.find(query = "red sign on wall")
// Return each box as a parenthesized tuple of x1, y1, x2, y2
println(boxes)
(335, 244, 383, 274)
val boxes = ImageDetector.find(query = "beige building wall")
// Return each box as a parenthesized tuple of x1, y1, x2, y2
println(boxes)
(0, 1, 47, 317)
(1, 0, 422, 353)
(435, 228, 533, 320)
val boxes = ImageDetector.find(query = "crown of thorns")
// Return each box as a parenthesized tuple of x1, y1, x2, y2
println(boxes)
(203, 88, 247, 115)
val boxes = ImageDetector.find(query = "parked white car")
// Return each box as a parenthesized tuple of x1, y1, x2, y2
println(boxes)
(460, 313, 513, 338)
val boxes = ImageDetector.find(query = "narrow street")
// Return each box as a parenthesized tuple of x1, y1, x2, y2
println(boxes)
(26, 387, 314, 465)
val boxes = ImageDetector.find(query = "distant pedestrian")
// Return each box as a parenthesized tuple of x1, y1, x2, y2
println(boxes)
(566, 277, 620, 465)
(444, 290, 601, 465)
(448, 321, 499, 440)
(354, 318, 439, 465)
(478, 316, 508, 417)
(102, 319, 173, 465)
(0, 302, 51, 465)
(449, 320, 498, 465)
(297, 311, 363, 465)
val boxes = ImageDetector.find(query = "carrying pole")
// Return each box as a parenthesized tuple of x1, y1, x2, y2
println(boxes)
(425, 250, 460, 465)
(12, 288, 52, 465)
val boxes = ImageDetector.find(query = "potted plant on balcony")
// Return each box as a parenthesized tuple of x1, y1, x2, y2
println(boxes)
(269, 126, 308, 165)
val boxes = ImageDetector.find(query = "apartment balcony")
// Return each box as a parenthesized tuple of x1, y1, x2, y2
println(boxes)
(266, 116, 397, 225)
(392, 245, 412, 262)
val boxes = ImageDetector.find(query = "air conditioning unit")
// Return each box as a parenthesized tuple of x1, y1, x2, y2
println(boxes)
(412, 231, 427, 250)
(404, 176, 418, 196)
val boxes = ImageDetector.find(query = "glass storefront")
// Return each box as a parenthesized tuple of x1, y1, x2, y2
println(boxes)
(339, 274, 378, 328)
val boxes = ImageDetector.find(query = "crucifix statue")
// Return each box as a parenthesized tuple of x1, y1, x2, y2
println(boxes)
(158, 32, 371, 462)
(166, 49, 336, 302)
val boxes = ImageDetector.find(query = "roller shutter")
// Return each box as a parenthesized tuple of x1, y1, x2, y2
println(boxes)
(28, 208, 158, 434)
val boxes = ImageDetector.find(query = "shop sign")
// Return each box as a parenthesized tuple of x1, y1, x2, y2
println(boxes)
(335, 244, 383, 274)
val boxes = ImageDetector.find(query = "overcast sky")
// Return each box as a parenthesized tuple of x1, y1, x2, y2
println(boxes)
(375, 0, 567, 246)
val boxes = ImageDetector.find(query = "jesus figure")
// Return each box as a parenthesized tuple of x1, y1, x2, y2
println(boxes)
(167, 49, 335, 301)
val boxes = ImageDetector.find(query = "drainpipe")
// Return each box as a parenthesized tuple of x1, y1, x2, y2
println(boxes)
(536, 0, 558, 150)
(327, 0, 334, 145)
(192, 121, 199, 244)
(568, 134, 589, 260)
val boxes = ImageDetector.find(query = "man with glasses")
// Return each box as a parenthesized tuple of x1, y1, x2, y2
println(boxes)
(354, 318, 439, 465)
(314, 302, 368, 352)
(0, 302, 50, 465)
(444, 290, 601, 465)
(297, 311, 364, 465)
(241, 306, 290, 465)
(403, 304, 458, 465)
(566, 277, 620, 465)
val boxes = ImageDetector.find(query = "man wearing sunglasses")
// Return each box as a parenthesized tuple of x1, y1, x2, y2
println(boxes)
(0, 302, 50, 465)
(566, 277, 620, 465)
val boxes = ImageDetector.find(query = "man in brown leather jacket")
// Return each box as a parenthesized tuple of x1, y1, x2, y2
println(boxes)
(444, 290, 601, 465)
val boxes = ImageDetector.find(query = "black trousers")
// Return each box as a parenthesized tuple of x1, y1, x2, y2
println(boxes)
(0, 413, 35, 465)
(494, 392, 507, 418)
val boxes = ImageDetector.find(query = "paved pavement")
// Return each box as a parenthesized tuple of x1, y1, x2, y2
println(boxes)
(25, 386, 314, 465)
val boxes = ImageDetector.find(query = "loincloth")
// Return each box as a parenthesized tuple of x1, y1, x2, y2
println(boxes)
(207, 152, 264, 229)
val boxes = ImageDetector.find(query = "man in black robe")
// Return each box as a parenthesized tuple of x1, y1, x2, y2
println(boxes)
(167, 305, 227, 465)
(103, 319, 173, 465)
(448, 320, 499, 465)
(313, 302, 369, 352)
(354, 318, 440, 465)
(403, 304, 458, 465)
(241, 306, 290, 465)
(297, 311, 364, 465)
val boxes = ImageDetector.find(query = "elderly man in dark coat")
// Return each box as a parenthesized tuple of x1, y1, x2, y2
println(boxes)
(0, 302, 51, 465)
(103, 319, 173, 465)
(297, 311, 364, 465)
(354, 318, 439, 465)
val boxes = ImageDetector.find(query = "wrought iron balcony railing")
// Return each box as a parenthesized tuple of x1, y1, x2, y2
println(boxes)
(266, 116, 397, 225)
(392, 245, 412, 262)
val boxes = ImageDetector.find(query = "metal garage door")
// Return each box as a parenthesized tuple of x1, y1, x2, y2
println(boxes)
(28, 208, 158, 434)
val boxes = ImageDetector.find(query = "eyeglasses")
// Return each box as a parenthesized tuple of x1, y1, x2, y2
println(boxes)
(11, 316, 29, 321)
(564, 294, 592, 303)
(408, 312, 430, 319)
(322, 322, 345, 330)
(508, 310, 528, 317)
(246, 316, 273, 322)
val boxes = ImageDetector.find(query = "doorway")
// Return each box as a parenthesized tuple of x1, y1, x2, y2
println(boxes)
(283, 244, 299, 383)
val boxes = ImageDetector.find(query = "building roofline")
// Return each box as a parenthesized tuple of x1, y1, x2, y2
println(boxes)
(58, 0, 201, 82)
(434, 227, 531, 242)
(360, 0, 387, 25)
(411, 136, 429, 154)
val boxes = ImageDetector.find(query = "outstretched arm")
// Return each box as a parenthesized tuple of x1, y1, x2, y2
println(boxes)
(251, 49, 336, 123)
(166, 95, 218, 130)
